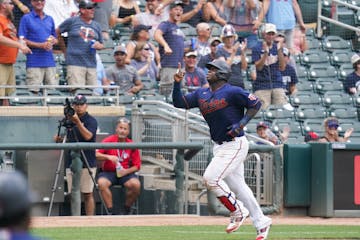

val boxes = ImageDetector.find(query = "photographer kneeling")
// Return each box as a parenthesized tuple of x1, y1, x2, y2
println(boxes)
(55, 94, 98, 216)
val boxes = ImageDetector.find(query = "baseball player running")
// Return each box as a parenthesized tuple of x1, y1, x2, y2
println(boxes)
(172, 59, 272, 240)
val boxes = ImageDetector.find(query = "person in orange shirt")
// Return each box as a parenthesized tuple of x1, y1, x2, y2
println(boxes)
(0, 0, 31, 106)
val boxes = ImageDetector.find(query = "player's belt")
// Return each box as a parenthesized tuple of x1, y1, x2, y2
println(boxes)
(215, 138, 235, 145)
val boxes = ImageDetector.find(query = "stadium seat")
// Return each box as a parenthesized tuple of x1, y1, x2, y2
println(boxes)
(322, 35, 353, 52)
(295, 105, 328, 122)
(337, 63, 354, 80)
(299, 49, 330, 67)
(324, 6, 356, 40)
(263, 104, 295, 122)
(290, 92, 322, 107)
(271, 119, 302, 137)
(338, 119, 360, 137)
(9, 89, 42, 106)
(307, 38, 322, 50)
(302, 119, 325, 135)
(322, 91, 353, 108)
(307, 64, 338, 81)
(329, 49, 355, 66)
(296, 81, 314, 92)
(295, 65, 309, 81)
(314, 79, 344, 95)
(44, 89, 66, 105)
(328, 106, 358, 119)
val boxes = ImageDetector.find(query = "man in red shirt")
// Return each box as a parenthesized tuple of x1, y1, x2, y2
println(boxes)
(0, 0, 31, 106)
(96, 117, 141, 215)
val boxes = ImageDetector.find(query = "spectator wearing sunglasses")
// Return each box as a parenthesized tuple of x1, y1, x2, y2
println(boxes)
(318, 117, 354, 143)
(130, 41, 159, 81)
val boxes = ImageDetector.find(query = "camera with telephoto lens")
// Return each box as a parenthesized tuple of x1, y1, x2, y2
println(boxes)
(63, 98, 75, 117)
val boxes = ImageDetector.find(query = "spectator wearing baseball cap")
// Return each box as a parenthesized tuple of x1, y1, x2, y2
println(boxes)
(318, 117, 354, 143)
(280, 47, 298, 96)
(56, 0, 104, 93)
(304, 131, 319, 143)
(215, 24, 248, 88)
(343, 53, 360, 95)
(125, 24, 158, 65)
(197, 37, 222, 73)
(255, 121, 280, 145)
(182, 51, 208, 92)
(72, 94, 87, 105)
(105, 45, 144, 95)
(252, 22, 287, 110)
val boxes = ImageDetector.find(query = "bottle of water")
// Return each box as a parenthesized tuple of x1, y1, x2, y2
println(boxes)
(89, 39, 96, 54)
(19, 35, 25, 46)
(116, 162, 122, 178)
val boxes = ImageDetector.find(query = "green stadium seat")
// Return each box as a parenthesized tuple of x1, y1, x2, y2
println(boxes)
(299, 50, 330, 66)
(322, 91, 353, 108)
(302, 119, 324, 135)
(314, 79, 344, 95)
(329, 49, 355, 66)
(337, 63, 354, 80)
(295, 105, 328, 122)
(328, 106, 358, 119)
(263, 104, 295, 122)
(308, 64, 338, 81)
(290, 92, 322, 107)
(322, 36, 353, 52)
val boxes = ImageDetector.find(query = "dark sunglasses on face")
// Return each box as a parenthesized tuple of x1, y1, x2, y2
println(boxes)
(143, 48, 150, 51)
(328, 124, 339, 129)
(86, 6, 94, 9)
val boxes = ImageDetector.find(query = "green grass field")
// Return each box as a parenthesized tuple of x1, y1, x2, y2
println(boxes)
(32, 225, 360, 240)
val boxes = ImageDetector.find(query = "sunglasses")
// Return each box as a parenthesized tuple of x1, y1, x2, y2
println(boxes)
(31, 0, 45, 2)
(114, 52, 126, 56)
(328, 123, 339, 129)
(143, 48, 150, 51)
(85, 6, 94, 9)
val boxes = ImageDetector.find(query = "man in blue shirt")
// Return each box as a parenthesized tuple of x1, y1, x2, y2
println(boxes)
(172, 59, 272, 240)
(154, 0, 185, 96)
(183, 51, 208, 92)
(18, 0, 58, 94)
(280, 48, 298, 96)
(55, 94, 98, 216)
(252, 23, 286, 109)
(344, 53, 360, 95)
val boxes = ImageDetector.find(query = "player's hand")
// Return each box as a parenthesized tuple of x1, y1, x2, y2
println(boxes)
(173, 62, 184, 83)
(227, 123, 242, 138)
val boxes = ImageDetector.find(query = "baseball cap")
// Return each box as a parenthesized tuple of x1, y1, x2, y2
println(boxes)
(256, 121, 269, 129)
(169, 0, 183, 9)
(73, 94, 87, 105)
(133, 24, 152, 34)
(327, 119, 339, 129)
(304, 131, 319, 142)
(78, 0, 96, 9)
(209, 37, 222, 45)
(113, 45, 127, 55)
(0, 171, 35, 225)
(220, 24, 238, 40)
(351, 53, 360, 64)
(185, 51, 197, 57)
(283, 47, 290, 57)
(264, 23, 277, 34)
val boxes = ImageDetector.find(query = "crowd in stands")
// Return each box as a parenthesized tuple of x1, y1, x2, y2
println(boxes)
(0, 0, 359, 143)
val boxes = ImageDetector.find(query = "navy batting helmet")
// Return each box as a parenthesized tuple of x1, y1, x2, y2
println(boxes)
(0, 171, 34, 226)
(206, 59, 231, 81)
